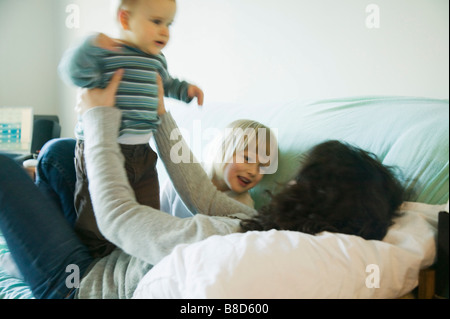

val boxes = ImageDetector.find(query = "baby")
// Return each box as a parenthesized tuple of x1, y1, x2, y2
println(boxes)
(59, 0, 203, 258)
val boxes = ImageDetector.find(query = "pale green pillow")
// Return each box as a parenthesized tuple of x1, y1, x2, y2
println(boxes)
(166, 96, 449, 209)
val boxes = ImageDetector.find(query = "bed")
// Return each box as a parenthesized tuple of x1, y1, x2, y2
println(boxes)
(1, 95, 448, 299)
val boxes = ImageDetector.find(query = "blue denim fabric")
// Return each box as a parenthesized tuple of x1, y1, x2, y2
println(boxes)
(35, 138, 77, 226)
(0, 153, 93, 299)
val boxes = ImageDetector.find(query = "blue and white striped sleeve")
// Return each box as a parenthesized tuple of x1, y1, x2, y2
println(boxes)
(58, 33, 106, 89)
(158, 54, 193, 103)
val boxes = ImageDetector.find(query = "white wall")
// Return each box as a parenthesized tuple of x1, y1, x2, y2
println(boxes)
(167, 0, 449, 105)
(0, 0, 59, 115)
(54, 0, 119, 138)
(1, 0, 448, 138)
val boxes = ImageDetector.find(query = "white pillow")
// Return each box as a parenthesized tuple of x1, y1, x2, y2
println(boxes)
(133, 202, 446, 299)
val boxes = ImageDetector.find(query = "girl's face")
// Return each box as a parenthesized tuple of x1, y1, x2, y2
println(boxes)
(123, 0, 176, 55)
(221, 150, 265, 194)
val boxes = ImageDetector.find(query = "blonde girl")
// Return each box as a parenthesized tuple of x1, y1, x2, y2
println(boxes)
(160, 119, 278, 218)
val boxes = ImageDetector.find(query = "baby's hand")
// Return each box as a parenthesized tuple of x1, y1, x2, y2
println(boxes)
(94, 33, 122, 51)
(156, 75, 166, 116)
(188, 85, 204, 106)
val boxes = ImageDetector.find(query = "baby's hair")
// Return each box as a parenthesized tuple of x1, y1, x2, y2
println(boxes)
(114, 0, 139, 17)
(203, 119, 278, 179)
(111, 0, 177, 28)
(115, 0, 176, 16)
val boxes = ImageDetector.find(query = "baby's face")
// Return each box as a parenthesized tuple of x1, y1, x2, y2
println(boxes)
(126, 0, 176, 55)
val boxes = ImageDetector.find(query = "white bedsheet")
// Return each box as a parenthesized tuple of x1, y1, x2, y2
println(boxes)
(133, 202, 447, 299)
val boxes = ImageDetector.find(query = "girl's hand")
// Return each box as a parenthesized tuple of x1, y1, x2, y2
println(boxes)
(76, 69, 124, 115)
(94, 33, 122, 51)
(187, 85, 204, 106)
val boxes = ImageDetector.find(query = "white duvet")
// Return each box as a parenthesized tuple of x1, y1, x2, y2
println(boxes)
(133, 202, 447, 299)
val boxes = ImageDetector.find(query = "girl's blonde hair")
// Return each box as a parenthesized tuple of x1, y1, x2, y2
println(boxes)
(203, 119, 278, 180)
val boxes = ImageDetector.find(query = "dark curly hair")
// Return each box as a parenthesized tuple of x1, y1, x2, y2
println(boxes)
(240, 140, 404, 240)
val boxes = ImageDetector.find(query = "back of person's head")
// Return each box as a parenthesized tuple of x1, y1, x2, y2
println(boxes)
(203, 119, 278, 180)
(241, 140, 404, 240)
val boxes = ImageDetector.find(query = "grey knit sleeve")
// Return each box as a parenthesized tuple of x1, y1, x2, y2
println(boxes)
(154, 112, 257, 219)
